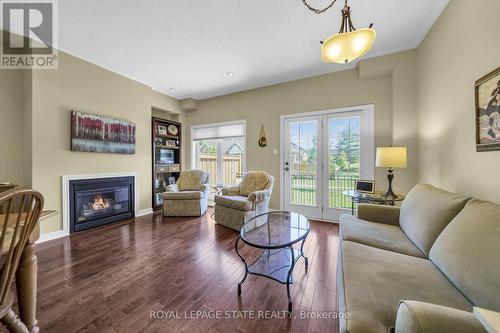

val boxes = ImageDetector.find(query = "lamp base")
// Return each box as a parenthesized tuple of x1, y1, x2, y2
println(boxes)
(383, 168, 398, 199)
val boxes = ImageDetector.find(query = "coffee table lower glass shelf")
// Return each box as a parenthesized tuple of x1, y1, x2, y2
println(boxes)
(246, 247, 305, 283)
(235, 211, 310, 313)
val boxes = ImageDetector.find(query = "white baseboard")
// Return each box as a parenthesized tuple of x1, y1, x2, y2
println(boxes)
(36, 230, 69, 244)
(136, 208, 154, 217)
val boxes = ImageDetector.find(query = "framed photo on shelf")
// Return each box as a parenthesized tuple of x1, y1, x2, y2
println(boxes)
(475, 66, 500, 152)
(157, 125, 167, 135)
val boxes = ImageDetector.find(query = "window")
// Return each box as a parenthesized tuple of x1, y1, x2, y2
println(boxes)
(192, 121, 246, 198)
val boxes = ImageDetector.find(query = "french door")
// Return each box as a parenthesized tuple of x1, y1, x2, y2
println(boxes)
(283, 107, 374, 221)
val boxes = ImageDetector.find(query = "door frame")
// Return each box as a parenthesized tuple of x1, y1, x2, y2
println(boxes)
(279, 104, 374, 221)
(283, 115, 324, 219)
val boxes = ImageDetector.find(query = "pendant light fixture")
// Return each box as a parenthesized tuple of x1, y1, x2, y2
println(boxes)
(303, 0, 376, 64)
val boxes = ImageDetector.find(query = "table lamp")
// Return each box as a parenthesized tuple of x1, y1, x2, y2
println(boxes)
(375, 147, 407, 199)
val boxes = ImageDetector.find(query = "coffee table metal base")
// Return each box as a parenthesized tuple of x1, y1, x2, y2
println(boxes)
(235, 237, 308, 313)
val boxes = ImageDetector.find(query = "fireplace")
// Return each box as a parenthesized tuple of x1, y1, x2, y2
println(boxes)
(69, 176, 134, 232)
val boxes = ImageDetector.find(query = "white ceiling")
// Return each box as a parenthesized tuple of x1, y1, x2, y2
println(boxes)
(58, 0, 448, 100)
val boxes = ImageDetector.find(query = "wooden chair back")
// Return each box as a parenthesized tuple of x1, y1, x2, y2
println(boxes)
(0, 188, 43, 305)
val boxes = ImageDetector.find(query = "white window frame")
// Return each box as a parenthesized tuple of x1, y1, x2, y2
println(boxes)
(191, 120, 247, 187)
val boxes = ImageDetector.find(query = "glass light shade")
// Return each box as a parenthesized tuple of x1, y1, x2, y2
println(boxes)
(321, 28, 376, 64)
(375, 147, 407, 168)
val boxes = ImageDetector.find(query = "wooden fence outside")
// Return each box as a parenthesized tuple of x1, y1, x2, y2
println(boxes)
(198, 154, 243, 187)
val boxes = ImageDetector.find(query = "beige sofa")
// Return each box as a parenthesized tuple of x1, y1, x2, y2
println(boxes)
(161, 169, 210, 217)
(214, 171, 274, 231)
(338, 183, 499, 333)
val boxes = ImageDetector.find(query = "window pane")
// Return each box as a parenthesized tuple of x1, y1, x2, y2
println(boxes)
(222, 137, 244, 186)
(194, 134, 245, 199)
(290, 120, 317, 206)
(195, 139, 218, 195)
(328, 116, 360, 209)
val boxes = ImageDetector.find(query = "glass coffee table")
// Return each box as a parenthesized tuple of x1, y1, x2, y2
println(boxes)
(235, 211, 310, 313)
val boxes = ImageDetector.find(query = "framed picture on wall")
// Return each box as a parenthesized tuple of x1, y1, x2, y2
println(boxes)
(71, 111, 136, 154)
(475, 67, 500, 152)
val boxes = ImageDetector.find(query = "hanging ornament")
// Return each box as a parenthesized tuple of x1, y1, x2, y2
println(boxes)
(258, 125, 267, 147)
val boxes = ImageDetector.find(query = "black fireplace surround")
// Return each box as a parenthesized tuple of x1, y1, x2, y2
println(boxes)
(69, 176, 134, 233)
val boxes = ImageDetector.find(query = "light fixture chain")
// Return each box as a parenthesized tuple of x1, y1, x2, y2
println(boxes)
(302, 0, 337, 14)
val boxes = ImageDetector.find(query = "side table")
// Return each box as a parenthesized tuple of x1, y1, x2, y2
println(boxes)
(342, 190, 405, 215)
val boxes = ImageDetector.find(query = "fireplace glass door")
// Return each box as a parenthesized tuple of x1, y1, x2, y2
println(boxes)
(69, 176, 134, 232)
(75, 187, 130, 223)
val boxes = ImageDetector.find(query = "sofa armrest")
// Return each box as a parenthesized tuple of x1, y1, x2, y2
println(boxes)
(356, 203, 400, 226)
(222, 185, 240, 196)
(395, 301, 487, 333)
(248, 190, 270, 203)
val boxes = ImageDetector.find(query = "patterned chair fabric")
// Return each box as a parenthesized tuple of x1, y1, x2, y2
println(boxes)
(214, 171, 274, 231)
(161, 169, 210, 217)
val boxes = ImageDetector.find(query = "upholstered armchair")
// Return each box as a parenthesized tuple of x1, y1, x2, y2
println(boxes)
(161, 169, 210, 217)
(214, 171, 274, 231)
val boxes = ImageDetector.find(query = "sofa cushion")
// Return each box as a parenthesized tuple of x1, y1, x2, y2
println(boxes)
(177, 169, 208, 191)
(239, 171, 270, 196)
(340, 214, 425, 258)
(339, 241, 472, 333)
(162, 191, 203, 200)
(429, 199, 500, 311)
(214, 195, 253, 211)
(400, 184, 469, 257)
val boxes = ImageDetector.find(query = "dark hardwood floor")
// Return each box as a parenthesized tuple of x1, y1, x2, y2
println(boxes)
(30, 208, 340, 333)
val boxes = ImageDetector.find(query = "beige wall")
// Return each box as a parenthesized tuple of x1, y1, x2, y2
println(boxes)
(359, 51, 418, 193)
(417, 0, 500, 203)
(185, 51, 418, 209)
(29, 51, 181, 234)
(0, 69, 31, 187)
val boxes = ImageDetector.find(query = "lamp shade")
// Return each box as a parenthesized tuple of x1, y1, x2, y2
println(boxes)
(375, 147, 407, 168)
(321, 28, 376, 64)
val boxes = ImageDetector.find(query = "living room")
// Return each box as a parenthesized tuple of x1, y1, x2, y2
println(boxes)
(0, 0, 499, 332)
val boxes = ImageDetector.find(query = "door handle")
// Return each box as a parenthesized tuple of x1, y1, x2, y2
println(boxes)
(284, 167, 289, 171)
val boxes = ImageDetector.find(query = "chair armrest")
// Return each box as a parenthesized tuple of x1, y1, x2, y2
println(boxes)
(356, 203, 400, 226)
(161, 184, 179, 199)
(164, 184, 179, 192)
(395, 301, 487, 333)
(248, 190, 270, 203)
(199, 184, 210, 195)
(222, 185, 240, 196)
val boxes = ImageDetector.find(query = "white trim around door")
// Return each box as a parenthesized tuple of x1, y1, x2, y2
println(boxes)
(280, 104, 375, 222)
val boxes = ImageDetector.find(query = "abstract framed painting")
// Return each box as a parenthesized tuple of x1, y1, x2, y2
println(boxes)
(71, 111, 136, 154)
(475, 67, 500, 152)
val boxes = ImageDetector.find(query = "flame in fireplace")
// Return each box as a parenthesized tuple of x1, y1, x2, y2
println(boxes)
(91, 194, 110, 210)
